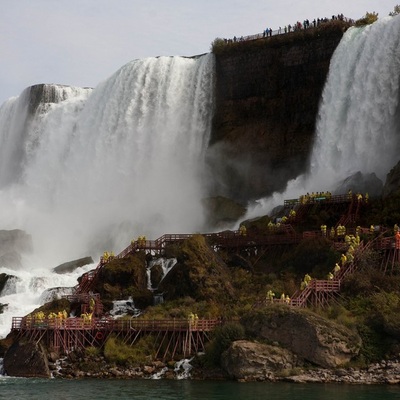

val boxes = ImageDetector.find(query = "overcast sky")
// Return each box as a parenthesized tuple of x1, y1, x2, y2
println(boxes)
(0, 0, 395, 104)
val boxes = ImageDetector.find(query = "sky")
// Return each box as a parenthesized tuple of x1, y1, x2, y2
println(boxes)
(0, 0, 396, 105)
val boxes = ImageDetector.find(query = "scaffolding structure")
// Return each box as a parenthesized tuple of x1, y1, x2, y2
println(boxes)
(10, 192, 397, 358)
(11, 317, 221, 360)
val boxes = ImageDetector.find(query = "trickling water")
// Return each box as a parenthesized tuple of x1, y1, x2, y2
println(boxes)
(0, 55, 215, 337)
(150, 366, 168, 379)
(147, 258, 177, 290)
(174, 358, 193, 380)
(246, 16, 400, 217)
(109, 297, 141, 317)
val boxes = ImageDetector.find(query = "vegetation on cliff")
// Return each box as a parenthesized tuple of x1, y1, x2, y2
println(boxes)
(3, 187, 400, 379)
(355, 12, 379, 27)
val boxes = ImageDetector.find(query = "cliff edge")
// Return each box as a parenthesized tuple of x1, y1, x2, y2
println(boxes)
(208, 21, 351, 202)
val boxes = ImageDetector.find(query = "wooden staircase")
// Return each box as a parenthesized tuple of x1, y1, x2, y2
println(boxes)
(290, 239, 372, 308)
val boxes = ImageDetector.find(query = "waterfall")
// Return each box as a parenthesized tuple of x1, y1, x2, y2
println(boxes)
(0, 54, 215, 267)
(246, 16, 400, 217)
(0, 85, 93, 189)
(0, 54, 215, 337)
(311, 15, 400, 185)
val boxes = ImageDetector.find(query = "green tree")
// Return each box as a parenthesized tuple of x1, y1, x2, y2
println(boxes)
(210, 37, 226, 53)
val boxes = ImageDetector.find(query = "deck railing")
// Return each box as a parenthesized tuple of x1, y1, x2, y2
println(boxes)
(12, 317, 222, 332)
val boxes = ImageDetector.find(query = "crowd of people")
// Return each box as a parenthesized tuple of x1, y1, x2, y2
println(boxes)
(27, 310, 69, 326)
(223, 13, 352, 45)
(266, 289, 291, 304)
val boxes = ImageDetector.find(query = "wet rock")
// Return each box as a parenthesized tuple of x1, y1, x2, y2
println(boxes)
(333, 171, 383, 197)
(4, 340, 50, 378)
(382, 160, 400, 198)
(0, 273, 19, 295)
(53, 256, 94, 274)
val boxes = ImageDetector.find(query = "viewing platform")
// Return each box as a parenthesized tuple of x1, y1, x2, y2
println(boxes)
(11, 316, 222, 358)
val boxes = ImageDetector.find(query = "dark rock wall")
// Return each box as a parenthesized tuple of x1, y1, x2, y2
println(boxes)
(383, 160, 400, 198)
(207, 22, 350, 202)
(4, 340, 51, 378)
(27, 83, 91, 115)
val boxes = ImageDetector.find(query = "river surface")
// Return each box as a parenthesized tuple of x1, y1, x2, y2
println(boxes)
(1, 378, 400, 400)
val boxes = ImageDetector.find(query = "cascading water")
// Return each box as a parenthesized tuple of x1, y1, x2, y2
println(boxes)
(0, 54, 215, 337)
(147, 258, 177, 290)
(246, 15, 400, 218)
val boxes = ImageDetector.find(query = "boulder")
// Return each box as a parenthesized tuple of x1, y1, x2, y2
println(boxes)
(53, 256, 94, 274)
(0, 273, 19, 295)
(4, 340, 51, 378)
(39, 286, 75, 303)
(333, 171, 383, 197)
(158, 235, 235, 302)
(382, 160, 400, 198)
(221, 340, 298, 381)
(95, 253, 153, 308)
(242, 307, 361, 368)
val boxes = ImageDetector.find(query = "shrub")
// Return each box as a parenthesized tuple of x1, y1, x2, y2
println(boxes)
(203, 322, 245, 366)
(104, 335, 154, 366)
(355, 12, 378, 27)
(210, 37, 227, 53)
(85, 346, 101, 357)
(356, 323, 390, 363)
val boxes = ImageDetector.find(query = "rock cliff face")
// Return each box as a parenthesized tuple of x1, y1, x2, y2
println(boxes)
(27, 83, 92, 115)
(207, 22, 350, 202)
(221, 340, 298, 381)
(159, 235, 235, 302)
(4, 340, 51, 378)
(242, 307, 361, 368)
(383, 160, 400, 198)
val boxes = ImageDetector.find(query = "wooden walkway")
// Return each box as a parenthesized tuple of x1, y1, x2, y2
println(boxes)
(10, 192, 399, 357)
(288, 232, 400, 308)
(11, 317, 221, 359)
(76, 230, 305, 294)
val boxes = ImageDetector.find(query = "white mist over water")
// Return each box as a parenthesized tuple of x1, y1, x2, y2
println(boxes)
(0, 54, 215, 336)
(246, 16, 400, 218)
(0, 55, 214, 264)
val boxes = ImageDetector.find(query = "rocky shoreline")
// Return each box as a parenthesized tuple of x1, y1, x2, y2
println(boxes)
(280, 360, 400, 385)
(50, 351, 400, 385)
(51, 353, 195, 380)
